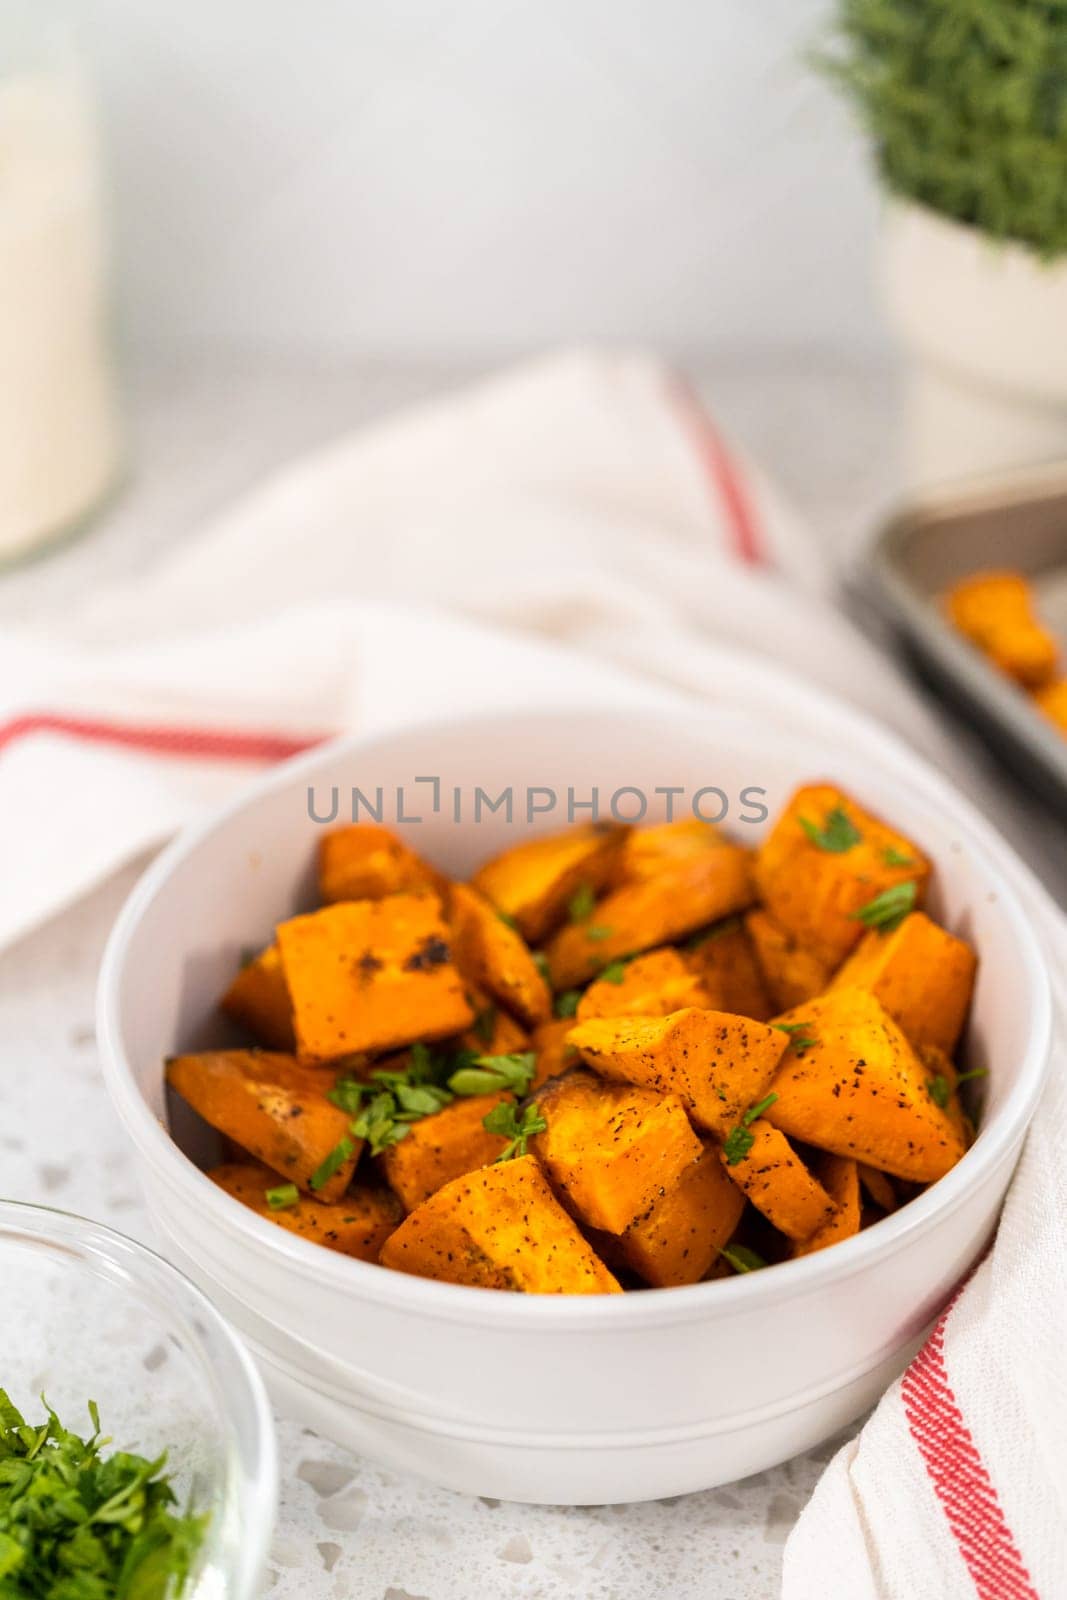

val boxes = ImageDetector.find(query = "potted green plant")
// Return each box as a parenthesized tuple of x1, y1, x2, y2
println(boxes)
(823, 0, 1067, 486)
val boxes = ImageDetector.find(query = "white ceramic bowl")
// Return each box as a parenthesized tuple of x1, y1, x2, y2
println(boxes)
(98, 702, 1051, 1505)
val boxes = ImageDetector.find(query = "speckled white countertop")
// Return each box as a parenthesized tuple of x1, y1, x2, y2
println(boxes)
(0, 355, 900, 1599)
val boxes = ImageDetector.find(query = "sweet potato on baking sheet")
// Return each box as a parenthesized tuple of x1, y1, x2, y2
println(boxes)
(743, 910, 829, 1013)
(220, 943, 295, 1051)
(379, 1155, 622, 1293)
(471, 822, 629, 943)
(449, 882, 551, 1027)
(755, 785, 930, 969)
(210, 1161, 401, 1259)
(531, 1068, 702, 1234)
(720, 1121, 837, 1242)
(830, 912, 977, 1056)
(380, 1092, 511, 1212)
(566, 1007, 788, 1139)
(615, 1141, 745, 1287)
(764, 988, 966, 1182)
(166, 1049, 361, 1201)
(318, 823, 447, 903)
(545, 846, 755, 989)
(277, 894, 473, 1061)
(576, 948, 709, 1023)
(685, 920, 772, 1021)
(945, 570, 1059, 689)
(793, 1154, 861, 1257)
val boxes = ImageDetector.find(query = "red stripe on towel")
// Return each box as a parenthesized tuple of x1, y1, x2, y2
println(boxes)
(667, 373, 767, 567)
(902, 1307, 1037, 1600)
(0, 712, 327, 764)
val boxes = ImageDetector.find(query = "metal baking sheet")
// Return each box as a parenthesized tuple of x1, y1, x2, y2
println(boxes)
(869, 464, 1067, 812)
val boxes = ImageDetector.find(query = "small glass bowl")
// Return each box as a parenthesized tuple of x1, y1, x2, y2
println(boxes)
(0, 1200, 277, 1599)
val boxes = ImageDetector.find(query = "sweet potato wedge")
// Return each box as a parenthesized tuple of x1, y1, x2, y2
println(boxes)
(858, 1162, 898, 1212)
(613, 818, 735, 882)
(277, 894, 473, 1061)
(946, 570, 1059, 689)
(531, 1068, 702, 1234)
(792, 1154, 861, 1256)
(318, 823, 446, 903)
(576, 948, 709, 1022)
(379, 1155, 622, 1293)
(166, 1050, 361, 1201)
(764, 987, 966, 1182)
(829, 911, 977, 1056)
(754, 784, 931, 969)
(566, 1007, 788, 1139)
(220, 943, 295, 1050)
(380, 1092, 511, 1212)
(545, 847, 755, 989)
(471, 822, 629, 943)
(685, 920, 772, 1021)
(615, 1141, 745, 1287)
(459, 985, 530, 1055)
(744, 909, 830, 1012)
(449, 883, 551, 1027)
(210, 1161, 401, 1259)
(720, 1121, 836, 1242)
(530, 1018, 579, 1088)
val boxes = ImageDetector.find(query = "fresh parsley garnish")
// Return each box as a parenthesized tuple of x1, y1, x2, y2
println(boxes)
(496, 909, 520, 931)
(927, 1075, 950, 1109)
(567, 884, 596, 922)
(309, 1135, 356, 1188)
(722, 1093, 777, 1165)
(0, 1391, 208, 1599)
(773, 1021, 818, 1054)
(483, 1101, 547, 1162)
(719, 1244, 767, 1274)
(554, 989, 581, 1018)
(882, 846, 915, 868)
(853, 880, 917, 933)
(799, 806, 861, 853)
(531, 951, 551, 983)
(265, 1183, 299, 1210)
(448, 1052, 537, 1098)
(598, 960, 628, 984)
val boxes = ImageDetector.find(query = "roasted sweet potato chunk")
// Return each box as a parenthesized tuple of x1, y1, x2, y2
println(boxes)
(531, 1068, 701, 1234)
(567, 1007, 788, 1139)
(576, 948, 708, 1022)
(545, 847, 754, 989)
(220, 943, 295, 1050)
(380, 1092, 511, 1212)
(277, 895, 473, 1061)
(744, 909, 830, 1012)
(530, 1017, 579, 1088)
(613, 818, 734, 882)
(318, 823, 446, 903)
(946, 570, 1059, 689)
(792, 1154, 861, 1256)
(616, 1141, 745, 1286)
(166, 1050, 361, 1200)
(471, 822, 629, 943)
(829, 911, 977, 1056)
(685, 920, 772, 1021)
(449, 883, 551, 1027)
(210, 1161, 401, 1259)
(765, 987, 966, 1182)
(459, 985, 529, 1055)
(721, 1122, 836, 1242)
(754, 784, 931, 969)
(858, 1162, 898, 1212)
(379, 1155, 622, 1293)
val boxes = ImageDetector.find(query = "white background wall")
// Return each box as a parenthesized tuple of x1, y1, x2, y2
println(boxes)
(73, 0, 888, 364)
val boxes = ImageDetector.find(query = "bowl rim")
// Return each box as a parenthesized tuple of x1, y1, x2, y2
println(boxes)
(97, 699, 1053, 1330)
(0, 1198, 278, 1596)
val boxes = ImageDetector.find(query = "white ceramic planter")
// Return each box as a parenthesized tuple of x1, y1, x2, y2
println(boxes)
(97, 687, 1052, 1505)
(883, 199, 1067, 488)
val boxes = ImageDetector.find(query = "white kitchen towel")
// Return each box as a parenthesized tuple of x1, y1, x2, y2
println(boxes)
(2, 349, 1064, 1596)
